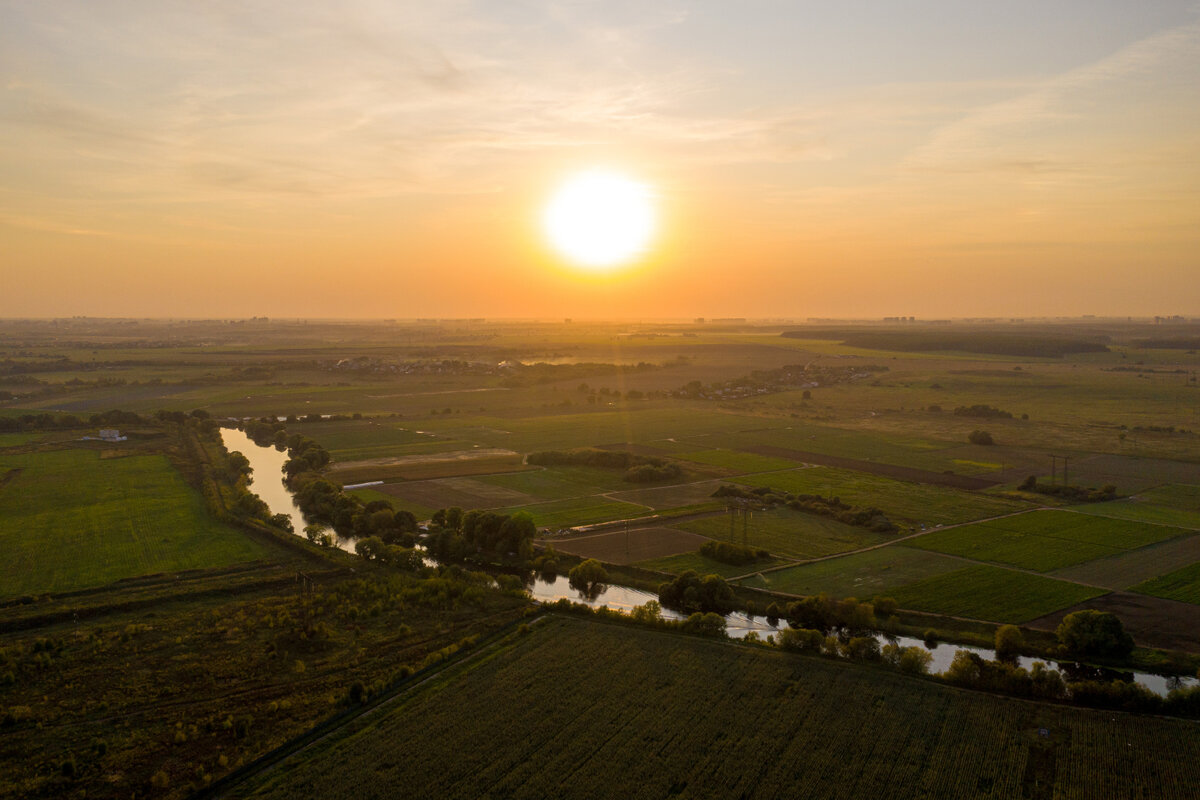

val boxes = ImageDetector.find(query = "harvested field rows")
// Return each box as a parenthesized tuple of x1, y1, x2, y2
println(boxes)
(888, 565, 1106, 623)
(235, 617, 1200, 800)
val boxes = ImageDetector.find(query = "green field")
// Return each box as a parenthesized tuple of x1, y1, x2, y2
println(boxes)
(887, 565, 1106, 623)
(739, 466, 1027, 526)
(676, 448, 799, 473)
(1131, 561, 1200, 605)
(1052, 535, 1200, 590)
(737, 546, 964, 598)
(677, 506, 891, 560)
(1065, 484, 1200, 529)
(495, 496, 649, 528)
(636, 551, 779, 579)
(234, 616, 1200, 800)
(0, 448, 277, 596)
(905, 510, 1185, 572)
(478, 465, 634, 500)
(292, 419, 467, 461)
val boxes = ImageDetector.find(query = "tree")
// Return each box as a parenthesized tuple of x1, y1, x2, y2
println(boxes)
(1056, 610, 1134, 658)
(682, 612, 726, 637)
(568, 559, 609, 597)
(994, 624, 1024, 661)
(968, 429, 995, 445)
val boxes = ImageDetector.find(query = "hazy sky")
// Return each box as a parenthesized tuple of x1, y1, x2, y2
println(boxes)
(3, 1, 1198, 319)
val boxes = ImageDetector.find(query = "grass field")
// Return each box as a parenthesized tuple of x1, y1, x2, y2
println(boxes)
(1052, 535, 1200, 590)
(1131, 562, 1200, 605)
(478, 465, 634, 500)
(887, 565, 1106, 623)
(676, 448, 800, 473)
(0, 447, 277, 596)
(291, 419, 453, 461)
(234, 616, 1200, 800)
(905, 510, 1186, 572)
(1065, 484, 1200, 529)
(738, 466, 1027, 525)
(636, 551, 780, 578)
(496, 496, 650, 528)
(677, 506, 891, 560)
(549, 526, 712, 565)
(737, 546, 964, 598)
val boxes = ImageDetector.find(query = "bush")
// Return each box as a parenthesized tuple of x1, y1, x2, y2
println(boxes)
(681, 612, 727, 637)
(968, 430, 995, 446)
(778, 627, 824, 652)
(698, 540, 769, 566)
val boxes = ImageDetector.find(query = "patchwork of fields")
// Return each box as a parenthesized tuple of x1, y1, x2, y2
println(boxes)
(233, 617, 1200, 800)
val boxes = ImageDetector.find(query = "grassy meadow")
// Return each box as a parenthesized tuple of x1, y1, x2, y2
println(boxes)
(0, 446, 279, 597)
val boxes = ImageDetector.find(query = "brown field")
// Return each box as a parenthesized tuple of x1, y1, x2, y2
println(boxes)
(547, 526, 711, 565)
(377, 476, 537, 510)
(328, 449, 528, 483)
(605, 479, 728, 510)
(1066, 453, 1200, 493)
(1051, 534, 1200, 589)
(743, 444, 1000, 489)
(1027, 591, 1200, 653)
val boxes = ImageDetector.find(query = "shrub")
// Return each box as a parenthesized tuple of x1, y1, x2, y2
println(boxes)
(968, 430, 995, 446)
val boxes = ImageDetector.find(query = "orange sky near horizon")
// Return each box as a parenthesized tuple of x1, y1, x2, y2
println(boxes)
(2, 2, 1198, 320)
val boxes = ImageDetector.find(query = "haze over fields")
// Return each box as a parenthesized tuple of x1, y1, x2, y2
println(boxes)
(2, 1, 1199, 320)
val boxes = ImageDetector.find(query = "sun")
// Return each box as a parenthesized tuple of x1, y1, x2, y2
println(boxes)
(543, 169, 656, 271)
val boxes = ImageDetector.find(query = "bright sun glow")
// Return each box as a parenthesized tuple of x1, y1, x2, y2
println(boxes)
(543, 169, 655, 270)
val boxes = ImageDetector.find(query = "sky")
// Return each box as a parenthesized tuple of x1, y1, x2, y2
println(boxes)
(2, 1, 1198, 320)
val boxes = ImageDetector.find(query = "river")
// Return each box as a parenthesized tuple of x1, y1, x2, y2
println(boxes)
(221, 426, 1197, 697)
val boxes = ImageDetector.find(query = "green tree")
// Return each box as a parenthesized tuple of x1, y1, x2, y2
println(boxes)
(1056, 610, 1134, 658)
(994, 624, 1024, 661)
(568, 559, 609, 597)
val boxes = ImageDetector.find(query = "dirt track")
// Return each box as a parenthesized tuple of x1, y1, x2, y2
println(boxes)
(742, 444, 1000, 490)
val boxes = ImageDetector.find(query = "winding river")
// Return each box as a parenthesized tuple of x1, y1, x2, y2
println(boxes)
(221, 426, 1197, 697)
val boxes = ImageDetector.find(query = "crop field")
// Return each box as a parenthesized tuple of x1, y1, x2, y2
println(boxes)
(290, 419, 452, 461)
(548, 526, 711, 565)
(905, 510, 1186, 572)
(737, 546, 964, 598)
(477, 465, 635, 500)
(373, 476, 536, 512)
(887, 565, 1106, 623)
(495, 496, 650, 528)
(417, 406, 757, 453)
(1067, 484, 1200, 529)
(326, 450, 528, 483)
(234, 616, 1200, 800)
(0, 447, 277, 596)
(345, 486, 438, 519)
(636, 551, 779, 579)
(1130, 562, 1200, 605)
(675, 448, 801, 473)
(605, 479, 729, 511)
(738, 467, 1027, 526)
(677, 506, 891, 560)
(1051, 534, 1200, 590)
